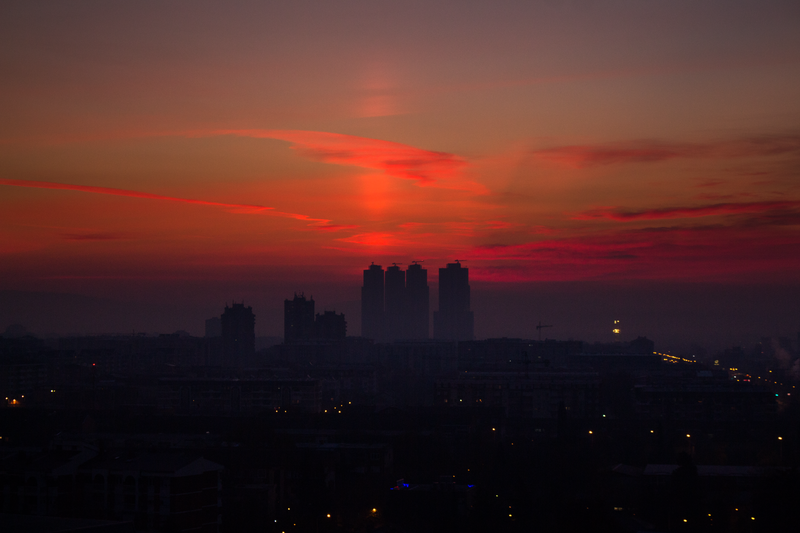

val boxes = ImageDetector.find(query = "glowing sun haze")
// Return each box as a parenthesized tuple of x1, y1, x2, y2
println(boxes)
(2, 1, 799, 342)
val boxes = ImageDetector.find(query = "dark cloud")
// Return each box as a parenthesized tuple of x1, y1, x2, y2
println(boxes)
(533, 134, 800, 168)
(575, 200, 800, 221)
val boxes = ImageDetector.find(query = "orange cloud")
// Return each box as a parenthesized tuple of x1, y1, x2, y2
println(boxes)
(207, 129, 487, 194)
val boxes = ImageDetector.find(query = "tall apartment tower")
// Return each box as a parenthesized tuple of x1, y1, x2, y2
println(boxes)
(434, 262, 474, 341)
(384, 264, 406, 341)
(406, 262, 429, 339)
(284, 293, 315, 343)
(221, 302, 255, 366)
(361, 263, 385, 341)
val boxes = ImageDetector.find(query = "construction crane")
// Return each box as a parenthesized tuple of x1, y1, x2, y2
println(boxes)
(535, 321, 553, 341)
(410, 260, 424, 265)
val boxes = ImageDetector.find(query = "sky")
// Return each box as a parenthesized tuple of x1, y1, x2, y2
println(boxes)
(2, 1, 800, 348)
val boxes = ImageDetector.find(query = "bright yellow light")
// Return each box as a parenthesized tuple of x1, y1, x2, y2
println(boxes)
(779, 437, 783, 440)
(372, 508, 377, 513)
(588, 431, 593, 434)
(683, 519, 687, 522)
(650, 430, 654, 433)
(686, 434, 691, 438)
(612, 329, 620, 334)
(327, 514, 331, 518)
(492, 428, 495, 431)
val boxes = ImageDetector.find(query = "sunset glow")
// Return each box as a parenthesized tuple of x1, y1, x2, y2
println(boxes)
(2, 1, 799, 340)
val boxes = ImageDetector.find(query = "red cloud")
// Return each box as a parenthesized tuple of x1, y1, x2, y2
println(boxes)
(309, 224, 360, 232)
(575, 200, 800, 221)
(466, 223, 800, 283)
(0, 178, 332, 226)
(483, 220, 522, 230)
(209, 129, 487, 194)
(532, 134, 800, 168)
(336, 232, 406, 247)
(61, 232, 130, 241)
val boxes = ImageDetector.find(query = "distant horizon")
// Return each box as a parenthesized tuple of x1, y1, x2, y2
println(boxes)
(3, 277, 798, 354)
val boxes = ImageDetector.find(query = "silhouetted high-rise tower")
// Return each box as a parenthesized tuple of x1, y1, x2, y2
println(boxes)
(385, 264, 406, 341)
(434, 262, 474, 341)
(406, 262, 429, 339)
(221, 302, 255, 366)
(361, 263, 385, 341)
(284, 293, 315, 343)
